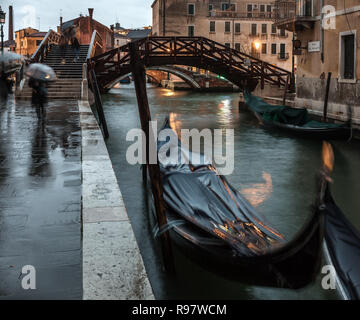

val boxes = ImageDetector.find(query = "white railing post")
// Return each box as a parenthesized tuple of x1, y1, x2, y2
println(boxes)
(81, 63, 89, 101)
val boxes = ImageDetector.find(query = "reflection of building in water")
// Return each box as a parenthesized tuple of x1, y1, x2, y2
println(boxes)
(240, 172, 273, 207)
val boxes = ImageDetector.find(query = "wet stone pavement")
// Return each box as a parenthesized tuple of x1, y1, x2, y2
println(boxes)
(0, 97, 82, 299)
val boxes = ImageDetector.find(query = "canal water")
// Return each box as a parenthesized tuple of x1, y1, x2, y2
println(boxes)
(102, 84, 360, 300)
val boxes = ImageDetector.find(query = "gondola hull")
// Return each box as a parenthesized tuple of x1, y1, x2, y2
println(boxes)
(161, 205, 324, 289)
(260, 114, 351, 140)
(318, 182, 360, 300)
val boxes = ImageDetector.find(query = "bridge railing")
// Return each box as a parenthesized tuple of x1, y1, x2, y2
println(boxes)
(87, 30, 104, 61)
(31, 29, 61, 63)
(88, 36, 291, 90)
(82, 30, 103, 100)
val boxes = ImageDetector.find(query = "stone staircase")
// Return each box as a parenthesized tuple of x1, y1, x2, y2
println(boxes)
(17, 44, 89, 100)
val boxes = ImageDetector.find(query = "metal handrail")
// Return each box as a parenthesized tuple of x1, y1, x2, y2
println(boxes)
(31, 29, 60, 62)
(87, 30, 103, 61)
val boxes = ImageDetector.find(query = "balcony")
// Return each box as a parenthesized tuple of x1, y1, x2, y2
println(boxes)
(274, 0, 317, 31)
(209, 10, 274, 20)
(249, 33, 260, 38)
(278, 52, 290, 60)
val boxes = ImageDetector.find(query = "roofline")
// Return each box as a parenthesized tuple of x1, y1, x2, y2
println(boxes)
(15, 27, 39, 33)
(151, 0, 159, 9)
(62, 16, 113, 33)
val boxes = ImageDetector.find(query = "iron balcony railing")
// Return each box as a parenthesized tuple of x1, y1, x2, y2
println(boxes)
(209, 10, 275, 19)
(278, 52, 290, 60)
(275, 0, 314, 24)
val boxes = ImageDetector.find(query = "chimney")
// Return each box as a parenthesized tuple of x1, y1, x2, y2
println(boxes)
(8, 5, 13, 41)
(60, 16, 63, 29)
(88, 8, 94, 19)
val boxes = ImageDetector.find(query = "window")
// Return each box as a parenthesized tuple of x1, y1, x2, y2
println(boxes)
(279, 43, 286, 59)
(225, 22, 231, 33)
(299, 0, 313, 16)
(267, 5, 272, 12)
(271, 24, 277, 34)
(261, 24, 267, 34)
(222, 3, 230, 11)
(247, 4, 253, 17)
(235, 23, 240, 34)
(225, 43, 230, 48)
(340, 32, 356, 80)
(260, 4, 265, 17)
(280, 28, 286, 36)
(209, 4, 213, 16)
(36, 40, 42, 46)
(188, 4, 195, 15)
(188, 26, 194, 37)
(251, 24, 257, 35)
(210, 21, 216, 33)
(261, 43, 267, 54)
(235, 43, 241, 51)
(271, 43, 277, 54)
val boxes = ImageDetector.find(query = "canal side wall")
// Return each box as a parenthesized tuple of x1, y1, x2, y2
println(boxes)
(79, 100, 154, 300)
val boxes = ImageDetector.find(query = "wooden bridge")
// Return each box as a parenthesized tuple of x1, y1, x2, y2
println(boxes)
(87, 36, 292, 92)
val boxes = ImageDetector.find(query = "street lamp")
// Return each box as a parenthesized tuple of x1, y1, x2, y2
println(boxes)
(0, 6, 5, 53)
(253, 41, 260, 59)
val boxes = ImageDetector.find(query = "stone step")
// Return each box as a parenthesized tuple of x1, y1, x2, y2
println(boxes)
(20, 88, 81, 94)
(17, 93, 81, 100)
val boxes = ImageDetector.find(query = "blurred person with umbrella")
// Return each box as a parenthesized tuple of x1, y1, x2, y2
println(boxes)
(0, 51, 24, 101)
(26, 63, 57, 121)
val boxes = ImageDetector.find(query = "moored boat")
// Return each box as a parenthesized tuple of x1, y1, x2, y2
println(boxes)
(244, 92, 352, 140)
(146, 118, 324, 289)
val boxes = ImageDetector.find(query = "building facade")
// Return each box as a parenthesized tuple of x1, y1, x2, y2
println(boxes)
(59, 9, 113, 52)
(152, 0, 293, 70)
(15, 28, 46, 57)
(275, 0, 360, 125)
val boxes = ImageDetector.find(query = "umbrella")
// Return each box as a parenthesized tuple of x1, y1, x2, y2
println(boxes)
(0, 52, 24, 75)
(26, 63, 57, 82)
(0, 51, 24, 64)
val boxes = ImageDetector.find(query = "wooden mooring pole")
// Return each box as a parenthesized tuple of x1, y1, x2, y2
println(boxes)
(129, 42, 175, 274)
(323, 72, 332, 122)
(89, 69, 109, 139)
(282, 74, 290, 106)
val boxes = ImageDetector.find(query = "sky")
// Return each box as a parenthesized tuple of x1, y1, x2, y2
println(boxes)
(1, 0, 154, 39)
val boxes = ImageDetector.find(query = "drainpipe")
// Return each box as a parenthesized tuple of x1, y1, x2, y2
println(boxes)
(320, 0, 324, 63)
(110, 24, 114, 48)
(232, 19, 234, 49)
(162, 0, 166, 36)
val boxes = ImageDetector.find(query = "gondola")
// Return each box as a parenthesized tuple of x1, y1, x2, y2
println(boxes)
(145, 118, 324, 289)
(244, 91, 352, 140)
(315, 142, 360, 300)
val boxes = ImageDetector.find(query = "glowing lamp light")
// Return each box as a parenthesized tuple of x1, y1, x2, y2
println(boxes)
(254, 41, 260, 50)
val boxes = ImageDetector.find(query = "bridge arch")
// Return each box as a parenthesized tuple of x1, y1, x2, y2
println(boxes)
(105, 66, 203, 90)
(88, 36, 291, 92)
